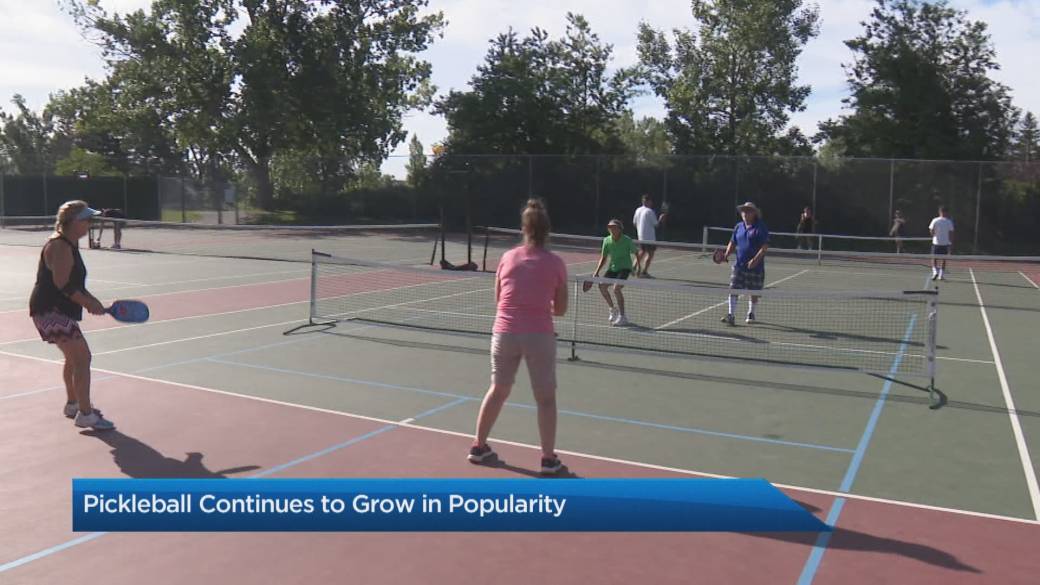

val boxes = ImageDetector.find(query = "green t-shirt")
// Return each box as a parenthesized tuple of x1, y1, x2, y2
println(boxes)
(601, 234, 636, 272)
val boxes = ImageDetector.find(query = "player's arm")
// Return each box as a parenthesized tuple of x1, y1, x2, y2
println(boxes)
(44, 243, 104, 315)
(553, 264, 569, 316)
(748, 244, 769, 269)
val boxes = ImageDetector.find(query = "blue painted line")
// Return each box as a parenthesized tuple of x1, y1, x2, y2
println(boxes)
(0, 394, 471, 574)
(795, 314, 918, 585)
(209, 356, 854, 454)
(796, 497, 846, 585)
(1, 374, 118, 401)
(251, 397, 469, 479)
(840, 314, 917, 493)
(0, 532, 107, 573)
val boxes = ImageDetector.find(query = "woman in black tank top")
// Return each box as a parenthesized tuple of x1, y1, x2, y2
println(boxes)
(29, 201, 115, 431)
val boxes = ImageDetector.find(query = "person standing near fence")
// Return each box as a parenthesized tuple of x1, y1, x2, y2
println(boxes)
(469, 199, 569, 475)
(633, 194, 667, 278)
(795, 206, 815, 250)
(890, 210, 907, 253)
(928, 206, 954, 281)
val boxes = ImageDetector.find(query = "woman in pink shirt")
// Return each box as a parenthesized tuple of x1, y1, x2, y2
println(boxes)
(468, 199, 569, 475)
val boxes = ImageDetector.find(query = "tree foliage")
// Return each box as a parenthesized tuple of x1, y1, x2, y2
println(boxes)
(0, 95, 73, 174)
(62, 0, 444, 209)
(817, 0, 1017, 161)
(637, 0, 819, 156)
(435, 13, 638, 155)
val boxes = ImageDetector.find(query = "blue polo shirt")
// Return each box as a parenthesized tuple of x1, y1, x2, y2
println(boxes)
(731, 220, 769, 273)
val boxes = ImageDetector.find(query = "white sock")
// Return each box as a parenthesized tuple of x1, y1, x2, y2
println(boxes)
(748, 299, 758, 315)
(728, 295, 737, 315)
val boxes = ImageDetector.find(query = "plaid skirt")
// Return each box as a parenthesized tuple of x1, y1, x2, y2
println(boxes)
(730, 266, 765, 290)
(31, 311, 84, 344)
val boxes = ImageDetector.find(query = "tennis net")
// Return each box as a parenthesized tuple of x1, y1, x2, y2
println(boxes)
(0, 215, 443, 265)
(310, 251, 940, 395)
(481, 225, 1040, 287)
(704, 225, 933, 254)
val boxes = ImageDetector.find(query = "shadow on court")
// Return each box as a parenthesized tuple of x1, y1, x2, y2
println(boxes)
(748, 500, 982, 574)
(81, 430, 261, 478)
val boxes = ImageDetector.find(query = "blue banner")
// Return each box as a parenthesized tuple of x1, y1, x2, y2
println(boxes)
(72, 478, 828, 532)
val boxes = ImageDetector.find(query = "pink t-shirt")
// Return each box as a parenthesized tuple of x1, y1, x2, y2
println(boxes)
(493, 245, 567, 334)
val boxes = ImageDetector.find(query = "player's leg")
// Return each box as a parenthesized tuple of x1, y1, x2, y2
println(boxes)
(471, 333, 520, 462)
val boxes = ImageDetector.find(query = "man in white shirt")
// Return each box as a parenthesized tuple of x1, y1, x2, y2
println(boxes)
(633, 194, 667, 277)
(928, 206, 954, 281)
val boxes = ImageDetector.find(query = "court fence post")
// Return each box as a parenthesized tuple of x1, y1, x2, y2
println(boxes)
(0, 171, 5, 227)
(816, 234, 823, 265)
(569, 277, 580, 361)
(309, 250, 318, 326)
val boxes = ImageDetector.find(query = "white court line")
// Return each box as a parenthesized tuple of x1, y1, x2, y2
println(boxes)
(656, 269, 810, 329)
(0, 273, 309, 316)
(0, 347, 1035, 526)
(970, 268, 1040, 520)
(1020, 271, 1039, 289)
(0, 268, 310, 304)
(90, 319, 306, 356)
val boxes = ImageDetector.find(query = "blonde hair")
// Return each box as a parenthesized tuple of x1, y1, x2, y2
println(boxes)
(521, 198, 551, 247)
(54, 200, 90, 235)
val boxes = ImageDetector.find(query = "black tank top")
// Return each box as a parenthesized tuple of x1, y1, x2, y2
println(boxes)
(29, 236, 86, 320)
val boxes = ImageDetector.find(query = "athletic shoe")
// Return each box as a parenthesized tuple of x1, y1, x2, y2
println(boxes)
(111, 244, 121, 250)
(745, 313, 756, 324)
(540, 455, 563, 475)
(64, 401, 78, 418)
(721, 314, 735, 326)
(613, 314, 630, 327)
(642, 273, 654, 279)
(931, 273, 939, 281)
(608, 308, 619, 324)
(467, 443, 495, 464)
(74, 410, 115, 431)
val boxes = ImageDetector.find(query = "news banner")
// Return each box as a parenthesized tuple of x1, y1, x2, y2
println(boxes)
(73, 478, 829, 532)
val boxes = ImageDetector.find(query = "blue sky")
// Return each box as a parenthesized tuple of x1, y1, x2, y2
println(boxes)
(1, 0, 1036, 177)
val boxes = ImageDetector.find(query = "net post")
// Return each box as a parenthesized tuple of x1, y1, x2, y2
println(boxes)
(0, 170, 5, 227)
(568, 277, 580, 361)
(817, 235, 823, 265)
(309, 249, 319, 326)
(927, 293, 939, 408)
(702, 225, 708, 248)
(482, 226, 490, 272)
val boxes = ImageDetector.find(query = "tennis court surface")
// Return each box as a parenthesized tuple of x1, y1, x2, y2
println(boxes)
(2, 219, 1039, 584)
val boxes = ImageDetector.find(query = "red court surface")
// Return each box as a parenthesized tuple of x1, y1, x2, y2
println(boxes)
(2, 351, 1037, 585)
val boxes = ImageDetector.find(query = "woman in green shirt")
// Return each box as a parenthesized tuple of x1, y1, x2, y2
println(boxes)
(592, 219, 637, 326)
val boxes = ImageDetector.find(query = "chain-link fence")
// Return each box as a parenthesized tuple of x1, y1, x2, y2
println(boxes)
(426, 154, 1040, 255)
(4, 156, 1038, 254)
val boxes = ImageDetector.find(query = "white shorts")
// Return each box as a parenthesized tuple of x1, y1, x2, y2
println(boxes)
(490, 333, 557, 391)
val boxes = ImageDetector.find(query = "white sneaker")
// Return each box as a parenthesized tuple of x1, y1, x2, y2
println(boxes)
(613, 314, 630, 327)
(64, 402, 78, 418)
(75, 410, 115, 431)
(608, 308, 619, 324)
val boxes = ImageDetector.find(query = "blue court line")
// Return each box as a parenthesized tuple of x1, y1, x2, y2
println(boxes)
(0, 393, 470, 574)
(206, 356, 855, 454)
(795, 314, 917, 585)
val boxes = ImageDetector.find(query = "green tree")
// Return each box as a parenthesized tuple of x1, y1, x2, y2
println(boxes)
(817, 0, 1017, 160)
(1014, 112, 1039, 162)
(54, 147, 121, 176)
(0, 94, 73, 174)
(435, 13, 638, 154)
(615, 112, 671, 157)
(64, 0, 444, 209)
(47, 79, 183, 176)
(406, 134, 427, 187)
(637, 0, 819, 155)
